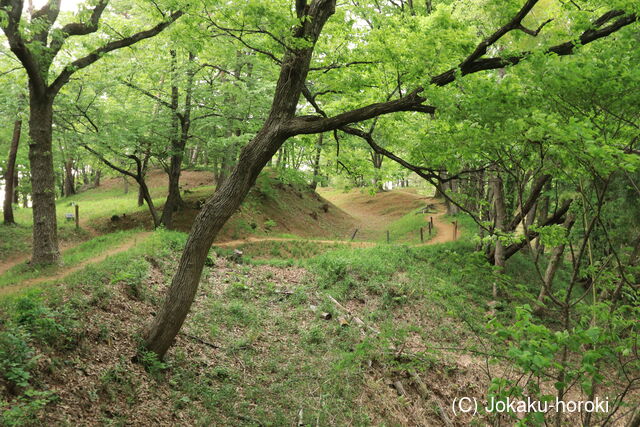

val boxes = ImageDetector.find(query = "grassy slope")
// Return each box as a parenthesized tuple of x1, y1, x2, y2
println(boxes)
(0, 169, 355, 262)
(0, 227, 505, 426)
(4, 179, 599, 426)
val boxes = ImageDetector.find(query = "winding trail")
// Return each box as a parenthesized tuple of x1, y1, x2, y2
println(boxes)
(422, 199, 457, 244)
(0, 192, 458, 297)
(0, 216, 100, 276)
(215, 198, 459, 248)
(0, 232, 152, 297)
(214, 237, 377, 248)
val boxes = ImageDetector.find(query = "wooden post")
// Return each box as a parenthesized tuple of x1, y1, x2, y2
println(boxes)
(420, 227, 424, 243)
(428, 222, 432, 235)
(350, 228, 359, 241)
(430, 216, 434, 227)
(386, 230, 390, 243)
(454, 220, 458, 240)
(75, 204, 79, 229)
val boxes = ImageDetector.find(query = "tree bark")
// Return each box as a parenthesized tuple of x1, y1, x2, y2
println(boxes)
(3, 119, 21, 224)
(491, 169, 506, 298)
(160, 52, 195, 229)
(28, 92, 60, 264)
(13, 172, 19, 204)
(137, 154, 149, 206)
(310, 133, 324, 190)
(63, 159, 75, 196)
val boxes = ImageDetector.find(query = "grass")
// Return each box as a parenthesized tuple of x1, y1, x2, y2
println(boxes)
(217, 239, 349, 260)
(0, 227, 501, 425)
(382, 208, 432, 244)
(0, 230, 143, 288)
(2, 217, 604, 426)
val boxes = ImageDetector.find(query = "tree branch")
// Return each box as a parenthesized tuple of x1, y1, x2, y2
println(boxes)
(505, 174, 551, 231)
(118, 78, 173, 110)
(49, 0, 109, 55)
(430, 9, 637, 86)
(0, 0, 47, 96)
(48, 11, 183, 95)
(285, 88, 435, 135)
(488, 199, 574, 263)
(30, 0, 61, 43)
(459, 0, 540, 69)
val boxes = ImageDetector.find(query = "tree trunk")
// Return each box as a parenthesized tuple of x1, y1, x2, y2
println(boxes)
(160, 51, 195, 229)
(160, 151, 184, 228)
(3, 120, 21, 224)
(536, 215, 575, 308)
(310, 133, 324, 190)
(13, 172, 19, 204)
(63, 159, 75, 196)
(137, 183, 144, 205)
(371, 150, 384, 190)
(28, 93, 60, 264)
(535, 180, 552, 254)
(446, 179, 460, 215)
(136, 176, 159, 227)
(136, 153, 149, 206)
(143, 125, 288, 357)
(491, 170, 506, 298)
(93, 169, 101, 187)
(81, 166, 89, 186)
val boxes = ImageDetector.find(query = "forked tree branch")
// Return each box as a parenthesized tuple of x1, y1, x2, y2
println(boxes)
(431, 9, 637, 86)
(49, 0, 109, 55)
(49, 11, 183, 95)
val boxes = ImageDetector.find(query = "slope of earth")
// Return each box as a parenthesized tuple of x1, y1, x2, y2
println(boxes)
(0, 170, 355, 273)
(318, 187, 457, 243)
(95, 171, 357, 242)
(0, 170, 214, 265)
(0, 230, 614, 426)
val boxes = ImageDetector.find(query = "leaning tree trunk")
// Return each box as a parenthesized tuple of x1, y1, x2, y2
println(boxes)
(3, 119, 21, 224)
(142, 0, 338, 359)
(28, 92, 60, 264)
(136, 175, 160, 227)
(143, 125, 287, 357)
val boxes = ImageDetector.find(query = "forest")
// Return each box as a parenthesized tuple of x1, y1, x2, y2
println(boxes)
(0, 0, 639, 425)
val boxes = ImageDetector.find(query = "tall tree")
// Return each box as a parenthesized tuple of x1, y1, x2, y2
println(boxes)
(142, 0, 435, 358)
(2, 119, 21, 224)
(0, 0, 181, 263)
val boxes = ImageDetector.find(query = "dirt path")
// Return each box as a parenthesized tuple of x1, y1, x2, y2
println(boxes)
(421, 198, 458, 245)
(317, 188, 458, 245)
(0, 232, 152, 297)
(216, 196, 459, 248)
(1, 190, 458, 296)
(317, 188, 425, 241)
(214, 236, 377, 248)
(0, 215, 101, 276)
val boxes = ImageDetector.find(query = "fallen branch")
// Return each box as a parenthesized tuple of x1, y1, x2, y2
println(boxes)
(182, 332, 221, 349)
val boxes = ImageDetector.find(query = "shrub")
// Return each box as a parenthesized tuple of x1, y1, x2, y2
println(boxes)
(13, 297, 79, 350)
(110, 257, 149, 300)
(0, 325, 35, 394)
